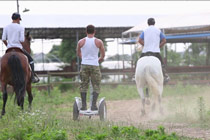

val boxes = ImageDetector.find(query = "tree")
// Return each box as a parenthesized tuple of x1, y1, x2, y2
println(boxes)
(47, 45, 60, 59)
(46, 44, 61, 62)
(46, 39, 77, 71)
(183, 43, 206, 66)
(58, 39, 77, 63)
(163, 49, 182, 66)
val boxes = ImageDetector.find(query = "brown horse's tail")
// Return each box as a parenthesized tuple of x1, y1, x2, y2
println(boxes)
(8, 54, 26, 106)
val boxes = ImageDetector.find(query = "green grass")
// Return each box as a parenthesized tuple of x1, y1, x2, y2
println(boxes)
(163, 83, 210, 97)
(100, 85, 139, 100)
(1, 84, 209, 139)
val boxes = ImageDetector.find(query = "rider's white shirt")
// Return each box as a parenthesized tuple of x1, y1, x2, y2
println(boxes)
(2, 23, 24, 49)
(141, 25, 162, 53)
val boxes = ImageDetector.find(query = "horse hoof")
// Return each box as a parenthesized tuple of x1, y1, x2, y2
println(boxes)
(146, 99, 150, 105)
(1, 112, 5, 116)
(160, 108, 164, 115)
(152, 103, 156, 111)
(141, 109, 146, 116)
(0, 113, 4, 118)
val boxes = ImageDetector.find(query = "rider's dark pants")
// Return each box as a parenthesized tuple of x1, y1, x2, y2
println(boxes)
(22, 49, 34, 72)
(140, 52, 164, 65)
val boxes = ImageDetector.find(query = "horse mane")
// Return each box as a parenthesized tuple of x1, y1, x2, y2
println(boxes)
(23, 31, 32, 54)
(8, 54, 26, 105)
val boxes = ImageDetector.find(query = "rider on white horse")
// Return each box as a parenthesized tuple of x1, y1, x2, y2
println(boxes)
(138, 18, 170, 84)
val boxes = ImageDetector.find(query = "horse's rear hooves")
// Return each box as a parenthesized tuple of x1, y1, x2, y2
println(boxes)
(160, 108, 164, 115)
(1, 111, 5, 117)
(146, 99, 150, 105)
(141, 110, 146, 117)
(0, 113, 4, 119)
(152, 103, 156, 111)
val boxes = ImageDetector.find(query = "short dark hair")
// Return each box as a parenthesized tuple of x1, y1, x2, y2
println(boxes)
(86, 25, 95, 34)
(12, 12, 21, 20)
(147, 18, 155, 25)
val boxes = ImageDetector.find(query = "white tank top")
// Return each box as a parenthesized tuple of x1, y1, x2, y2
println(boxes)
(81, 37, 99, 66)
(2, 23, 25, 49)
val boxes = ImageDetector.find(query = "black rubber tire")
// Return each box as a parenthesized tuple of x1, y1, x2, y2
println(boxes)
(73, 101, 79, 121)
(99, 100, 107, 121)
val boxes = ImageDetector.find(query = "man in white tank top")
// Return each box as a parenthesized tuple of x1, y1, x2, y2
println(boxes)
(2, 12, 39, 83)
(77, 25, 105, 110)
(138, 18, 170, 84)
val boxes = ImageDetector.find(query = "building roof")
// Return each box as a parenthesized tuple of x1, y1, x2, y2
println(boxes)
(122, 13, 210, 43)
(0, 27, 132, 39)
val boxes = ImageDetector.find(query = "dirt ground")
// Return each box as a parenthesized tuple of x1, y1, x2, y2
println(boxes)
(106, 99, 210, 140)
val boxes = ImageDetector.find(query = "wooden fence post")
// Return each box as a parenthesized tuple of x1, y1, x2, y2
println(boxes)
(47, 71, 51, 95)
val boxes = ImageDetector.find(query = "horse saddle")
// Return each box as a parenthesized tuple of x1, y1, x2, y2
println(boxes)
(6, 47, 24, 54)
(143, 52, 156, 57)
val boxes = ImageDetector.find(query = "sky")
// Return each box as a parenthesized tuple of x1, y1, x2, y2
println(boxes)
(1, 1, 210, 16)
(1, 1, 210, 56)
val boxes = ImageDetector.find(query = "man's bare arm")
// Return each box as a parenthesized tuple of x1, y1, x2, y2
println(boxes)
(138, 38, 144, 46)
(160, 38, 166, 48)
(76, 41, 82, 58)
(3, 40, 7, 46)
(97, 39, 105, 62)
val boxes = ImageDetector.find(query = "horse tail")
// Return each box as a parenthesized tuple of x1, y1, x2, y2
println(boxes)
(8, 54, 26, 105)
(145, 65, 162, 96)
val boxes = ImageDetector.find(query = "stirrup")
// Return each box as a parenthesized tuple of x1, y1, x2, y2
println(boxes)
(32, 73, 40, 83)
(164, 76, 170, 84)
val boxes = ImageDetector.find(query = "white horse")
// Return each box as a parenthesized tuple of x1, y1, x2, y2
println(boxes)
(135, 56, 163, 116)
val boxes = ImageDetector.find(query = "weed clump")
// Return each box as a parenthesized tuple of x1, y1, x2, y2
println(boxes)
(76, 125, 185, 140)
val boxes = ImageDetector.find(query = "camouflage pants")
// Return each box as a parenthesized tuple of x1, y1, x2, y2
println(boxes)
(80, 65, 101, 93)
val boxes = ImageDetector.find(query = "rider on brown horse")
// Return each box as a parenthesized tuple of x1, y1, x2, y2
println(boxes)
(1, 12, 39, 83)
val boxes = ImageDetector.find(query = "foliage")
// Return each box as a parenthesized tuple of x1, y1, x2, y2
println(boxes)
(75, 125, 187, 140)
(183, 43, 206, 66)
(46, 45, 62, 62)
(58, 39, 77, 63)
(161, 49, 182, 66)
(196, 96, 210, 125)
(106, 54, 132, 61)
(0, 110, 67, 140)
(1, 84, 209, 139)
(132, 43, 209, 66)
(57, 78, 75, 92)
(47, 45, 60, 60)
(101, 85, 139, 100)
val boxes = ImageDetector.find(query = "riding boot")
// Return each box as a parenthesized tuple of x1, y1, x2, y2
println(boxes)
(91, 92, 99, 110)
(162, 65, 170, 84)
(30, 63, 40, 83)
(80, 92, 87, 110)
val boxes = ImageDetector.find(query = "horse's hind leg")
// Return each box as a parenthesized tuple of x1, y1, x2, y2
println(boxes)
(26, 84, 33, 111)
(137, 86, 146, 116)
(1, 84, 7, 116)
(158, 94, 163, 114)
(145, 88, 150, 105)
(17, 93, 24, 110)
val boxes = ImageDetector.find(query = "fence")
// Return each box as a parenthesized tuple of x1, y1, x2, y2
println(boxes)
(34, 70, 210, 94)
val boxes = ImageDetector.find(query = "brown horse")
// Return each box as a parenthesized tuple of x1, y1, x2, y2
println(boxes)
(0, 32, 33, 117)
